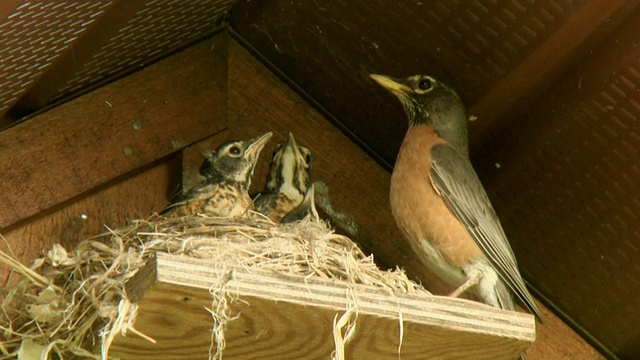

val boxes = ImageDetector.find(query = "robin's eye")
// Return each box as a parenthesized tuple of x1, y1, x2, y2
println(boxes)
(417, 78, 433, 91)
(304, 153, 312, 164)
(229, 146, 242, 156)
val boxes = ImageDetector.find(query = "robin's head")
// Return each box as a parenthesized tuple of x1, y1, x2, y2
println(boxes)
(264, 132, 313, 201)
(370, 74, 468, 148)
(200, 131, 273, 189)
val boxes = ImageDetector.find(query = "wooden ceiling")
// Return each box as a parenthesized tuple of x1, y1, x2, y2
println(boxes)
(1, 0, 639, 358)
(0, 0, 236, 127)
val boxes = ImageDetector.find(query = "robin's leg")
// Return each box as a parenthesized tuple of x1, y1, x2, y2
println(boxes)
(449, 269, 482, 297)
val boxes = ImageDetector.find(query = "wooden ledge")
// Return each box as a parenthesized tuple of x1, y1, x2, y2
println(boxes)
(111, 252, 535, 359)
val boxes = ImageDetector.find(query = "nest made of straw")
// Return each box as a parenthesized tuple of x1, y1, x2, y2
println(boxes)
(1, 214, 431, 360)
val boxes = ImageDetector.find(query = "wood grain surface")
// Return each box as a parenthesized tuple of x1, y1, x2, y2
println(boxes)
(0, 162, 175, 283)
(0, 36, 227, 230)
(111, 253, 534, 360)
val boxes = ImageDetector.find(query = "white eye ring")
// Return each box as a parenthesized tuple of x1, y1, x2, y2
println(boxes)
(228, 145, 242, 157)
(415, 77, 435, 93)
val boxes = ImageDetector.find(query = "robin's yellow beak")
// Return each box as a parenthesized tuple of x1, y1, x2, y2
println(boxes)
(370, 74, 411, 95)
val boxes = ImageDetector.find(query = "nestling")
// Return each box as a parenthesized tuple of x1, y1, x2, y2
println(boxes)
(162, 132, 272, 218)
(281, 184, 320, 223)
(254, 132, 314, 222)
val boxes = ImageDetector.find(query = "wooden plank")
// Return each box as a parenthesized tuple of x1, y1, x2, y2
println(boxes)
(111, 253, 534, 360)
(225, 39, 604, 360)
(0, 35, 228, 230)
(0, 159, 176, 283)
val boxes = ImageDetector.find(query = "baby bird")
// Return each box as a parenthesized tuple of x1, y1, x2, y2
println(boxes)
(281, 184, 320, 223)
(162, 132, 272, 218)
(254, 132, 313, 222)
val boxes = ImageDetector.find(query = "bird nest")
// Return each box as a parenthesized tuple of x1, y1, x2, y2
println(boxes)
(0, 214, 430, 359)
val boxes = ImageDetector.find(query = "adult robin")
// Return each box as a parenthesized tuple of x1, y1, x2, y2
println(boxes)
(162, 132, 272, 218)
(254, 132, 314, 222)
(370, 74, 543, 323)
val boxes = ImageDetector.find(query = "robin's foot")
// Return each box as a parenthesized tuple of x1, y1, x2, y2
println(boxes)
(449, 270, 482, 298)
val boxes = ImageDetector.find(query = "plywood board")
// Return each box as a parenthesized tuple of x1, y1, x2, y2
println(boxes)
(111, 253, 535, 360)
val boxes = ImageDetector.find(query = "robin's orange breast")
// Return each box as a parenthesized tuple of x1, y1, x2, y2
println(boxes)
(390, 125, 482, 283)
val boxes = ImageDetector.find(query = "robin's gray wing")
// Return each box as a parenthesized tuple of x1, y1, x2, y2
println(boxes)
(430, 144, 543, 321)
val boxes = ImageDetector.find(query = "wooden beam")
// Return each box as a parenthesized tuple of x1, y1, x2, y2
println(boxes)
(0, 35, 228, 230)
(111, 253, 535, 360)
(0, 160, 176, 282)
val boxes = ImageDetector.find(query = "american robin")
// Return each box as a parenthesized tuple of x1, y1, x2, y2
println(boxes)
(254, 132, 314, 222)
(281, 184, 319, 223)
(162, 132, 273, 218)
(370, 74, 544, 323)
